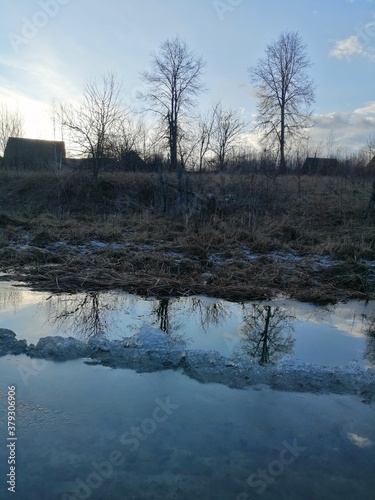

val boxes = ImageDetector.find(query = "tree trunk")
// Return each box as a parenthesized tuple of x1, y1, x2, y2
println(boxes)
(92, 157, 99, 183)
(364, 180, 375, 219)
(279, 104, 286, 174)
(259, 306, 272, 365)
(170, 92, 178, 171)
(170, 128, 178, 171)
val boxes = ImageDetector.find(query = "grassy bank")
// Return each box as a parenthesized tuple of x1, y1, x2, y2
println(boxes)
(0, 169, 374, 303)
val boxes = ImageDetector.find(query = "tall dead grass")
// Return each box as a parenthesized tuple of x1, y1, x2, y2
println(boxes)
(0, 170, 374, 301)
(0, 170, 373, 254)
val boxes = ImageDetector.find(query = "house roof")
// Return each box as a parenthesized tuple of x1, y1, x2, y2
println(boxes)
(302, 157, 339, 173)
(303, 157, 338, 165)
(4, 137, 66, 164)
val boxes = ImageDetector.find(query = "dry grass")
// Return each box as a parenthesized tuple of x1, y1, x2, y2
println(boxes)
(0, 169, 374, 303)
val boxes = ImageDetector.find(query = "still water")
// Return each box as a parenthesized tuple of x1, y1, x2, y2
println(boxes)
(0, 281, 375, 499)
(0, 281, 374, 368)
(0, 356, 374, 500)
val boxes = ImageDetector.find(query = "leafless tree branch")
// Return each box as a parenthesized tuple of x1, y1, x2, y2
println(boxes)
(139, 37, 206, 171)
(0, 106, 24, 156)
(249, 31, 316, 173)
(56, 73, 127, 180)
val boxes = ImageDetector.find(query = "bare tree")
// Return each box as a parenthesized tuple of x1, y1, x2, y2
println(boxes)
(43, 292, 127, 340)
(195, 108, 216, 172)
(241, 304, 295, 365)
(57, 73, 126, 181)
(172, 110, 215, 171)
(210, 102, 245, 170)
(249, 31, 316, 173)
(140, 37, 206, 171)
(106, 115, 147, 160)
(176, 121, 198, 170)
(0, 105, 24, 156)
(367, 135, 375, 161)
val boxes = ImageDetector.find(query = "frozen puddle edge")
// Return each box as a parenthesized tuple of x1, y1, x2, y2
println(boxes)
(1, 327, 374, 402)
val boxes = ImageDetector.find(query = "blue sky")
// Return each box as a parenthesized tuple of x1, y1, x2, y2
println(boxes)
(1, 0, 375, 156)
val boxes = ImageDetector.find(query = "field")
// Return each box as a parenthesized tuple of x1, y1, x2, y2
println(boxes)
(0, 169, 374, 304)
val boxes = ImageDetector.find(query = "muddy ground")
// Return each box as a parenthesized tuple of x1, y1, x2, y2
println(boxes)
(0, 231, 374, 304)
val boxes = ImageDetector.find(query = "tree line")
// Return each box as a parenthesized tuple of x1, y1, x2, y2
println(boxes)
(4, 31, 371, 179)
(55, 40, 248, 180)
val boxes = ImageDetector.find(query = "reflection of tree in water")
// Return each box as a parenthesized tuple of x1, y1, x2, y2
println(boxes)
(150, 298, 187, 344)
(363, 313, 375, 366)
(152, 298, 172, 333)
(240, 304, 295, 365)
(186, 297, 230, 332)
(0, 285, 23, 311)
(43, 292, 125, 340)
(150, 297, 230, 344)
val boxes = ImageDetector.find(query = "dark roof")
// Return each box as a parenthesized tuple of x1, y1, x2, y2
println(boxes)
(302, 157, 339, 174)
(4, 137, 66, 165)
(120, 150, 147, 170)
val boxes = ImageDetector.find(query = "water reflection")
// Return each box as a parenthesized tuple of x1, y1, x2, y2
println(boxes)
(0, 281, 375, 367)
(186, 297, 231, 332)
(150, 297, 234, 346)
(0, 285, 23, 311)
(240, 304, 295, 365)
(363, 314, 375, 365)
(149, 298, 188, 344)
(42, 292, 126, 340)
(152, 298, 171, 333)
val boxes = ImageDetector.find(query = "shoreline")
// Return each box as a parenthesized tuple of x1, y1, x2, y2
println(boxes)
(1, 243, 374, 304)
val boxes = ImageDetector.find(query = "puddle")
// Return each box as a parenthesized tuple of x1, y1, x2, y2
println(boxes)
(1, 281, 375, 498)
(0, 281, 374, 369)
(0, 356, 374, 499)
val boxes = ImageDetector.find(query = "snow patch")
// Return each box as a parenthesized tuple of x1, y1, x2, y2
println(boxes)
(1, 328, 374, 398)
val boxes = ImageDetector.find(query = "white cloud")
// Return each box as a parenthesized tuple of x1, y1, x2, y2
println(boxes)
(0, 50, 80, 103)
(310, 102, 375, 153)
(0, 86, 53, 140)
(329, 35, 364, 60)
(347, 433, 374, 448)
(330, 13, 375, 62)
(354, 101, 375, 116)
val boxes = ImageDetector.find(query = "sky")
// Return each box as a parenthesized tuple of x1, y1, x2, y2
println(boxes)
(1, 0, 375, 157)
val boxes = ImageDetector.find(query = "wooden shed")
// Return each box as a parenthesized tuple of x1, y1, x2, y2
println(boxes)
(302, 157, 339, 175)
(4, 137, 66, 169)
